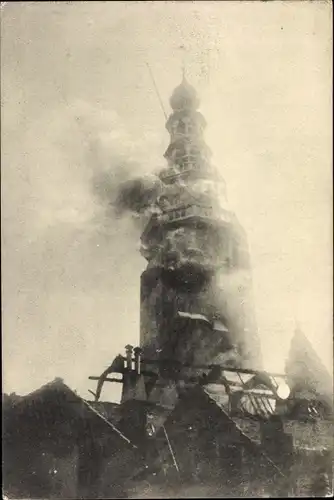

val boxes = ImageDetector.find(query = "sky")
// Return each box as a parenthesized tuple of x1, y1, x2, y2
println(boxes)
(1, 1, 332, 401)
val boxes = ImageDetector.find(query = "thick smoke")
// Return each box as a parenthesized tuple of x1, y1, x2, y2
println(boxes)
(71, 101, 164, 224)
(2, 97, 166, 398)
(91, 160, 162, 221)
(114, 176, 161, 216)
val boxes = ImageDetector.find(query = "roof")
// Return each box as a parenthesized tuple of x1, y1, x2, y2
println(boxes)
(87, 400, 122, 423)
(141, 383, 333, 482)
(3, 378, 134, 449)
(285, 328, 333, 407)
(135, 385, 288, 486)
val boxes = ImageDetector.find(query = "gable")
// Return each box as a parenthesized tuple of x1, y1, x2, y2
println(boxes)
(4, 380, 135, 453)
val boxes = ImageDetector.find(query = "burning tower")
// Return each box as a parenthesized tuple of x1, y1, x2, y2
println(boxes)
(139, 75, 262, 386)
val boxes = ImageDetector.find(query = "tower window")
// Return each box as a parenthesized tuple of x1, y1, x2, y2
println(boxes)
(177, 121, 186, 134)
(172, 121, 178, 134)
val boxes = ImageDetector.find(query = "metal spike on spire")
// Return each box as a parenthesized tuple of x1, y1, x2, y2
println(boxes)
(182, 60, 186, 81)
(179, 44, 187, 81)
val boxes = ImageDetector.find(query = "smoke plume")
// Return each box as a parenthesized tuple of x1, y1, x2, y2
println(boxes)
(2, 97, 165, 398)
(71, 101, 163, 221)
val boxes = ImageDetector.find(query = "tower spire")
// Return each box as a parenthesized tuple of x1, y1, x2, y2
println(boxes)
(139, 74, 262, 372)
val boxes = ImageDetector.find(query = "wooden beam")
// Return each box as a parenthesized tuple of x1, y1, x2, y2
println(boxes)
(89, 376, 123, 383)
(140, 359, 287, 379)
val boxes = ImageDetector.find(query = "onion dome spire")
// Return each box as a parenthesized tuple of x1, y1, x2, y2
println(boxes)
(169, 73, 200, 112)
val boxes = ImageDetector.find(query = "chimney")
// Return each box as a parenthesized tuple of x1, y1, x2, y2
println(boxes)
(134, 347, 142, 375)
(125, 345, 133, 371)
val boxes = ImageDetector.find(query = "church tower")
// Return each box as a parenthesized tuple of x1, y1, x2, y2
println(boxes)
(139, 76, 262, 381)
